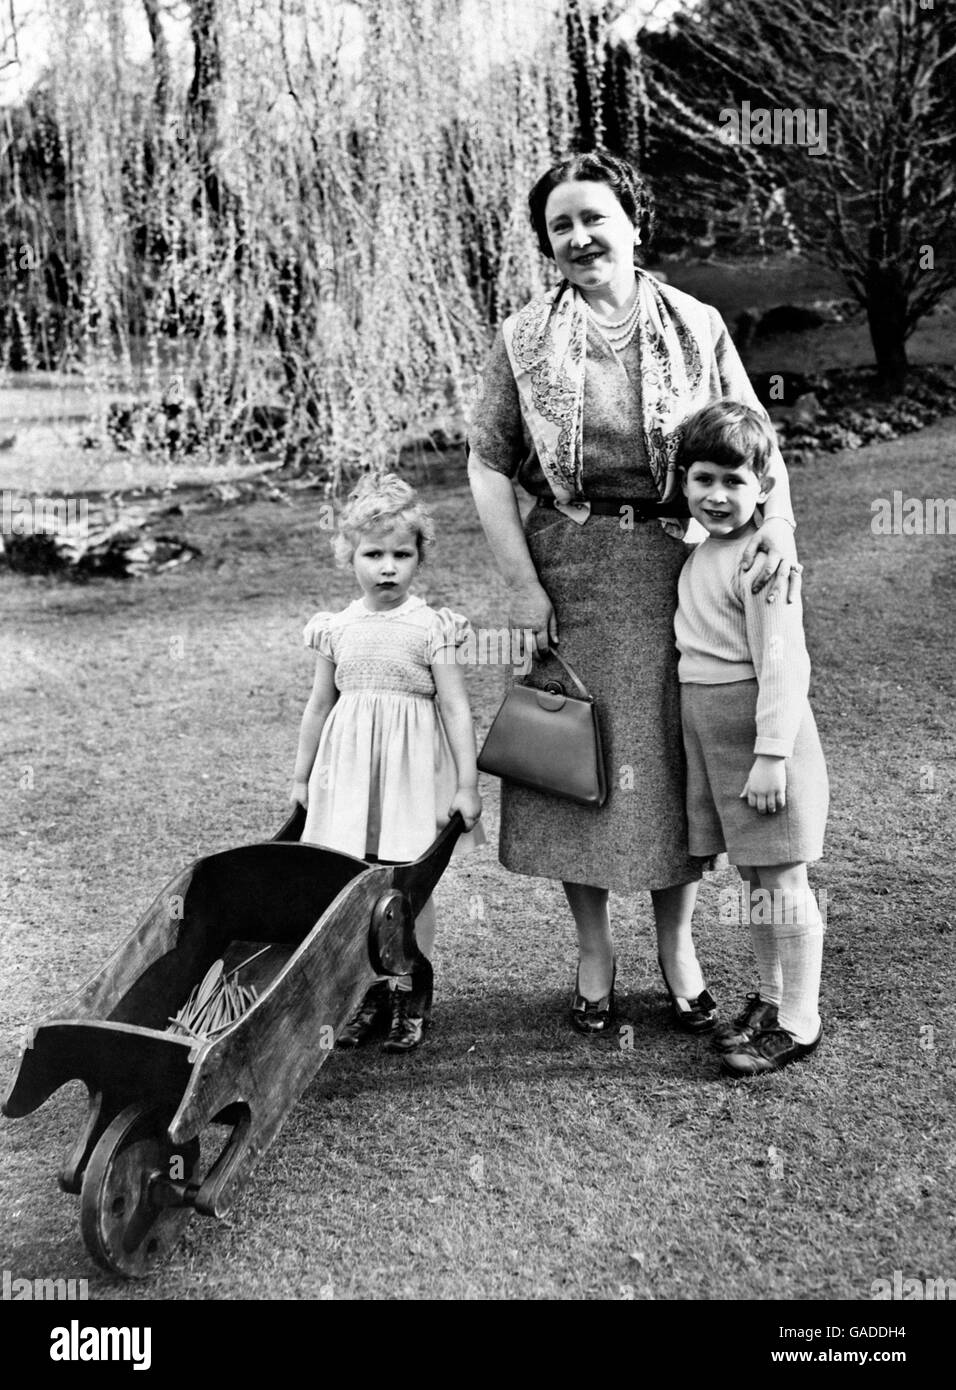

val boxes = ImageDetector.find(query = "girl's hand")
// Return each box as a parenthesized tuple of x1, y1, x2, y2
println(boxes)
(509, 580, 558, 654)
(741, 517, 802, 604)
(740, 756, 787, 815)
(449, 786, 482, 831)
(290, 779, 309, 809)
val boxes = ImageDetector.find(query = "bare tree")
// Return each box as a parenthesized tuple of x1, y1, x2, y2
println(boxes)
(190, 0, 225, 211)
(141, 0, 171, 126)
(644, 0, 956, 393)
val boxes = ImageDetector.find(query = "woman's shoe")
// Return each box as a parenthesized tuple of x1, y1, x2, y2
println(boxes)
(712, 993, 778, 1053)
(336, 980, 391, 1049)
(570, 960, 616, 1035)
(657, 956, 718, 1034)
(721, 1023, 823, 1077)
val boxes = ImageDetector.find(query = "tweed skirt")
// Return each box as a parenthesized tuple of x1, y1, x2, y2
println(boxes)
(680, 679, 829, 865)
(498, 505, 703, 892)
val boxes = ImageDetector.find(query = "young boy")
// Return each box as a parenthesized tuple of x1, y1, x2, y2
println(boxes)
(674, 401, 829, 1076)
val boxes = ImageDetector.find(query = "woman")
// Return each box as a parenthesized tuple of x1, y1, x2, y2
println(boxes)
(467, 149, 800, 1035)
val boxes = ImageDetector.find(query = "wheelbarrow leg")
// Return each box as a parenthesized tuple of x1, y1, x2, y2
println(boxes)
(59, 1087, 128, 1194)
(190, 1107, 254, 1219)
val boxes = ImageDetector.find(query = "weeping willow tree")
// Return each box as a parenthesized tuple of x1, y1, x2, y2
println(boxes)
(0, 0, 648, 478)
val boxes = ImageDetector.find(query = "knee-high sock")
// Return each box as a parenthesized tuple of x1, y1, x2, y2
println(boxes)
(773, 893, 824, 1044)
(750, 928, 783, 1007)
(748, 891, 782, 1006)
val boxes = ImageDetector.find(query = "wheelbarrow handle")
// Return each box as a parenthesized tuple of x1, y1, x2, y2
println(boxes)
(392, 812, 465, 917)
(273, 802, 307, 843)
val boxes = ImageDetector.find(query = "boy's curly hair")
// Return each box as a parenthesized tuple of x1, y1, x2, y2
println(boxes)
(332, 472, 435, 567)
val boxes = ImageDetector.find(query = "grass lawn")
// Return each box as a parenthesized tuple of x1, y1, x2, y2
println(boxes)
(1, 408, 955, 1301)
(2, 255, 955, 1302)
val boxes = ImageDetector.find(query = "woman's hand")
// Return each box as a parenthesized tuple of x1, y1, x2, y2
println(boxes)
(510, 580, 558, 654)
(741, 517, 802, 604)
(449, 785, 482, 831)
(740, 756, 787, 815)
(290, 778, 309, 809)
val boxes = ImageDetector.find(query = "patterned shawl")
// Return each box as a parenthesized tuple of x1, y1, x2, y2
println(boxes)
(500, 270, 717, 536)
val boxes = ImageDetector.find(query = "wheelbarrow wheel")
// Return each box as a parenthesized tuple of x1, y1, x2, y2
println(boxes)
(79, 1103, 200, 1279)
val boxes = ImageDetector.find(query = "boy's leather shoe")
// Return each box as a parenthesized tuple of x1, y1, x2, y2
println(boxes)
(721, 1023, 823, 1076)
(713, 993, 779, 1052)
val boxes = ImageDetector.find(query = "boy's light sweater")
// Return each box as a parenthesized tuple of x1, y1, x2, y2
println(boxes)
(675, 524, 811, 758)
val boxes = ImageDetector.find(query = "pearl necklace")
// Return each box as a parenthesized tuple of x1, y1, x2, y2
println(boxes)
(586, 292, 641, 351)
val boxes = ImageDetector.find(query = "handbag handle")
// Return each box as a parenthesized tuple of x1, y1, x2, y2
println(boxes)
(531, 647, 593, 702)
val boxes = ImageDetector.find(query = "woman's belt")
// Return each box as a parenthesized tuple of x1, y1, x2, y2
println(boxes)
(535, 495, 690, 520)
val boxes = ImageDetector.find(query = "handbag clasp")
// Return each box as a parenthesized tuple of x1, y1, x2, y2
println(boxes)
(536, 685, 566, 711)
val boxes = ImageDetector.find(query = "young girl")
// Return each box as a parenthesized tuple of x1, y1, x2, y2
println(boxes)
(674, 401, 829, 1076)
(290, 473, 484, 1053)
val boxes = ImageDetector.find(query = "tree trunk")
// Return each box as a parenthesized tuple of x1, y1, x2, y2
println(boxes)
(142, 0, 170, 126)
(188, 0, 223, 216)
(864, 260, 909, 396)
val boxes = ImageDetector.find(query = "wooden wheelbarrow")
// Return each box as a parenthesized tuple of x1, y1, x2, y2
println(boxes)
(2, 807, 463, 1277)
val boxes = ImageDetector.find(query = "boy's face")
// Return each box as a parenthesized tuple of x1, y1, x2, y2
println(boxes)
(681, 459, 771, 539)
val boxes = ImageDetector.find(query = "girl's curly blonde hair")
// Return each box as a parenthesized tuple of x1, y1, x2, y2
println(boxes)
(332, 472, 436, 567)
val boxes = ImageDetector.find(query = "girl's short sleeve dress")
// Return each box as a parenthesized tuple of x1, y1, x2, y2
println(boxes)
(468, 322, 703, 892)
(301, 596, 486, 863)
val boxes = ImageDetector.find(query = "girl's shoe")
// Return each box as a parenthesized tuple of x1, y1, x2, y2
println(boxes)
(712, 993, 779, 1053)
(570, 960, 616, 1035)
(657, 956, 718, 1034)
(383, 959, 433, 1053)
(383, 987, 426, 1053)
(336, 980, 391, 1049)
(721, 1023, 823, 1077)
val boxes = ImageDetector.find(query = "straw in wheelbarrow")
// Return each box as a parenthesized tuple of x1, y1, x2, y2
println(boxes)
(167, 949, 265, 1042)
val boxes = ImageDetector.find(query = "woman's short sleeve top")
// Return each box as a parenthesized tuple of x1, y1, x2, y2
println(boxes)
(467, 322, 659, 501)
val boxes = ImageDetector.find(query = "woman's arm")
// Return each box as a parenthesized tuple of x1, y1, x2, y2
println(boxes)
(290, 656, 338, 806)
(709, 306, 802, 602)
(431, 659, 482, 829)
(467, 450, 558, 651)
(742, 434, 800, 603)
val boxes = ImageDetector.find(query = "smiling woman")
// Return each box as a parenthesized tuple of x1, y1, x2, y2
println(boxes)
(467, 147, 802, 1040)
(541, 181, 642, 315)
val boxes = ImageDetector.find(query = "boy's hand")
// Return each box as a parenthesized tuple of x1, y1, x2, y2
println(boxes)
(449, 786, 482, 831)
(290, 779, 309, 809)
(740, 756, 787, 814)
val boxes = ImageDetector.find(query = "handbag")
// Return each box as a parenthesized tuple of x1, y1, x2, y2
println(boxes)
(477, 649, 607, 806)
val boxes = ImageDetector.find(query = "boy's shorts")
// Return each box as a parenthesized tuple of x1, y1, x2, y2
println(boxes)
(680, 679, 828, 866)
